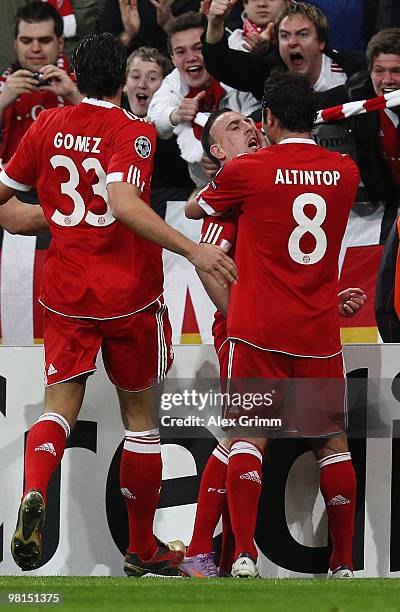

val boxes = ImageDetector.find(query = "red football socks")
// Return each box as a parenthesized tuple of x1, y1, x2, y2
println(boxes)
(120, 428, 162, 560)
(227, 440, 263, 561)
(23, 412, 70, 503)
(319, 452, 356, 571)
(219, 498, 235, 573)
(187, 443, 229, 557)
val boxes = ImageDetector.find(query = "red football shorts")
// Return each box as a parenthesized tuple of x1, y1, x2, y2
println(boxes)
(43, 299, 173, 391)
(221, 339, 347, 437)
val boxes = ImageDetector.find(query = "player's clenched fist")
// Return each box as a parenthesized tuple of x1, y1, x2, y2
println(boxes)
(338, 287, 367, 317)
(170, 91, 206, 125)
(188, 242, 238, 288)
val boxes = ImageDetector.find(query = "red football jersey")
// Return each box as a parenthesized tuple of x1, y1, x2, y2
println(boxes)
(198, 139, 360, 357)
(1, 98, 161, 319)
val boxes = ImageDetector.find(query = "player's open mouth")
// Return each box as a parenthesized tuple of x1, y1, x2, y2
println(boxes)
(248, 136, 259, 150)
(290, 52, 304, 66)
(136, 93, 149, 101)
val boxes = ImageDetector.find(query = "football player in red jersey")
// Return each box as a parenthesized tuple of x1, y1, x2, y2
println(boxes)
(0, 32, 237, 576)
(185, 73, 363, 578)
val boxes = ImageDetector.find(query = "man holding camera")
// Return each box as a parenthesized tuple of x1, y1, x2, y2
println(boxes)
(0, 1, 81, 167)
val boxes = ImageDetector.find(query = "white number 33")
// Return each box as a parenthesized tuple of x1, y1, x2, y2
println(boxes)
(50, 154, 114, 227)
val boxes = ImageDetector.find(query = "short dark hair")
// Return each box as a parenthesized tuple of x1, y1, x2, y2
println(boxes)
(127, 46, 172, 78)
(165, 12, 207, 55)
(201, 108, 232, 167)
(262, 69, 317, 133)
(366, 28, 400, 71)
(14, 1, 64, 39)
(72, 33, 127, 99)
(275, 1, 329, 45)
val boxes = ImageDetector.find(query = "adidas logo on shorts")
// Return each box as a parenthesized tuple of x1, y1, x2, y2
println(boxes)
(120, 488, 136, 500)
(239, 470, 261, 485)
(327, 495, 350, 506)
(47, 363, 58, 376)
(34, 442, 56, 456)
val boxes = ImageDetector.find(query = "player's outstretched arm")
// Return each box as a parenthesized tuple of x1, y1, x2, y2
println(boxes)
(0, 184, 48, 235)
(338, 288, 367, 318)
(108, 181, 237, 288)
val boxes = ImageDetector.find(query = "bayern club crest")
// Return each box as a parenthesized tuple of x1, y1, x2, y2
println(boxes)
(134, 136, 151, 159)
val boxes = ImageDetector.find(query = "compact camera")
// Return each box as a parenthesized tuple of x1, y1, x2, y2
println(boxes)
(32, 72, 51, 87)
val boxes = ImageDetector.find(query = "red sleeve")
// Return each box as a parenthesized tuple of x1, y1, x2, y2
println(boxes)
(1, 117, 40, 189)
(47, 0, 74, 17)
(200, 214, 237, 253)
(197, 158, 245, 215)
(106, 115, 157, 193)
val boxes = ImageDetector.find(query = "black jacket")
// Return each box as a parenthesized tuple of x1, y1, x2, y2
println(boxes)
(317, 72, 400, 241)
(201, 32, 364, 100)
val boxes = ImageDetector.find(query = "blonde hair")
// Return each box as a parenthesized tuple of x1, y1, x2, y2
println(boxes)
(127, 46, 172, 78)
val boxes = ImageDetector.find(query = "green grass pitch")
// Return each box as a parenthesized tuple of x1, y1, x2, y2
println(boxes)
(0, 576, 399, 611)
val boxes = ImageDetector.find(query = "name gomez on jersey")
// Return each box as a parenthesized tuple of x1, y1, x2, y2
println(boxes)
(197, 139, 360, 357)
(0, 98, 161, 319)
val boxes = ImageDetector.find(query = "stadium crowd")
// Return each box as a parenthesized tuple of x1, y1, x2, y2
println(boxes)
(0, 0, 399, 580)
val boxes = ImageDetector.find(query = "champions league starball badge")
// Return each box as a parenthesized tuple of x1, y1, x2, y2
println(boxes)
(134, 136, 151, 159)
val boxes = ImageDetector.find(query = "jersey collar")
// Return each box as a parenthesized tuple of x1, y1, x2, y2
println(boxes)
(279, 138, 316, 145)
(82, 97, 119, 109)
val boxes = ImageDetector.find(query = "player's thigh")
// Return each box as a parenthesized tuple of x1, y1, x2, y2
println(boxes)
(221, 340, 294, 437)
(43, 308, 101, 386)
(293, 354, 346, 438)
(43, 309, 101, 426)
(100, 300, 173, 392)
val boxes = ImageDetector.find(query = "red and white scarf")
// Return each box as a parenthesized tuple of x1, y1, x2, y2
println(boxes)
(316, 89, 400, 124)
(242, 18, 265, 36)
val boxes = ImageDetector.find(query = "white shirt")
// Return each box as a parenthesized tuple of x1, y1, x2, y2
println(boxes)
(313, 52, 347, 92)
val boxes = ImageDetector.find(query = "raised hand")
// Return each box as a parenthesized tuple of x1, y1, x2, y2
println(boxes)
(209, 0, 238, 22)
(119, 0, 141, 43)
(207, 0, 239, 44)
(199, 0, 212, 16)
(148, 0, 173, 29)
(170, 90, 206, 125)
